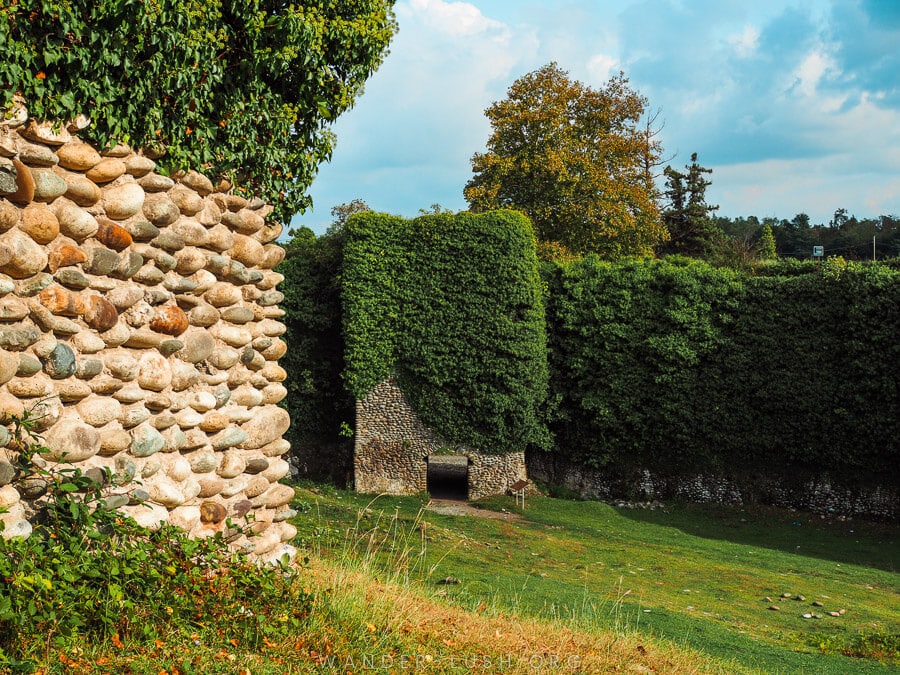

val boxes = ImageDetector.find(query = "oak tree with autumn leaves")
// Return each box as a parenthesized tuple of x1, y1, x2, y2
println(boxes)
(465, 63, 667, 258)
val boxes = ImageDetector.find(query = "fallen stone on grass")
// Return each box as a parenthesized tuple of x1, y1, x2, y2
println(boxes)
(768, 605, 780, 611)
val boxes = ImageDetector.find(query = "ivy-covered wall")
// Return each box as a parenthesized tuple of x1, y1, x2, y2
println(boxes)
(287, 218, 897, 514)
(342, 210, 549, 456)
(541, 256, 899, 493)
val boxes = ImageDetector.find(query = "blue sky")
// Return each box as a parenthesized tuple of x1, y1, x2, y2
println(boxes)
(291, 0, 900, 234)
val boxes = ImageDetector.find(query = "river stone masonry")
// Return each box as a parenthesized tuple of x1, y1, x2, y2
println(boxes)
(0, 102, 295, 563)
(527, 453, 899, 520)
(355, 376, 527, 501)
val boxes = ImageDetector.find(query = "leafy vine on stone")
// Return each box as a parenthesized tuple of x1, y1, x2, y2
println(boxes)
(0, 0, 398, 222)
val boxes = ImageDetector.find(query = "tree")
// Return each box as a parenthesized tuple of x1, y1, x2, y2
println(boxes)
(756, 224, 777, 260)
(658, 153, 720, 256)
(327, 199, 372, 235)
(0, 0, 397, 222)
(464, 62, 666, 257)
(830, 208, 850, 229)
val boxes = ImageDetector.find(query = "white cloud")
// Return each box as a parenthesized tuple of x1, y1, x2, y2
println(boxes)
(792, 49, 836, 99)
(587, 53, 620, 80)
(393, 0, 530, 91)
(727, 24, 760, 57)
(826, 95, 900, 169)
(406, 0, 507, 38)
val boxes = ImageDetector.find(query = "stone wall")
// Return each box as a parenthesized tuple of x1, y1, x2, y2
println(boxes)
(0, 100, 296, 562)
(354, 376, 526, 500)
(527, 452, 899, 521)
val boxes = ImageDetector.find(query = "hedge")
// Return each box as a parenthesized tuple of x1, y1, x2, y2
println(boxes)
(342, 210, 549, 454)
(543, 256, 899, 485)
(283, 219, 897, 489)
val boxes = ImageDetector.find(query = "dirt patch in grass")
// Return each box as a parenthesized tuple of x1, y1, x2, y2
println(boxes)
(426, 498, 524, 521)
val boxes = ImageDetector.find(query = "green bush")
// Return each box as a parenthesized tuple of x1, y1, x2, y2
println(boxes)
(342, 210, 549, 454)
(0, 415, 310, 669)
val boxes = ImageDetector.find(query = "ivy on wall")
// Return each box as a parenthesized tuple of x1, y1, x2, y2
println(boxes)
(542, 256, 741, 472)
(543, 256, 899, 485)
(706, 261, 899, 481)
(288, 219, 895, 487)
(342, 210, 549, 454)
(0, 0, 397, 221)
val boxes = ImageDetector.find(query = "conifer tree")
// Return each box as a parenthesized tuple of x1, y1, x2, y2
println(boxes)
(659, 152, 720, 256)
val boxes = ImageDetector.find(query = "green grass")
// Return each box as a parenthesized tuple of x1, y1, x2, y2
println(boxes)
(291, 486, 899, 674)
(3, 481, 894, 673)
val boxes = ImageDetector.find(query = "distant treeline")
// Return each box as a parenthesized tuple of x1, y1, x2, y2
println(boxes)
(717, 210, 900, 260)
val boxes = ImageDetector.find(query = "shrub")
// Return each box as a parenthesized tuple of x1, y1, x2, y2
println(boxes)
(0, 415, 311, 668)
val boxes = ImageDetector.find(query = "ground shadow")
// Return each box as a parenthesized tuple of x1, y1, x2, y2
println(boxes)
(617, 502, 898, 573)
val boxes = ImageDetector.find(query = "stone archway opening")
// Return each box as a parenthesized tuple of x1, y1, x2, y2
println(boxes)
(426, 455, 469, 500)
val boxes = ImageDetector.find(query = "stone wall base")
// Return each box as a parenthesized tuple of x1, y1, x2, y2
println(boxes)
(355, 377, 527, 500)
(527, 451, 898, 521)
(290, 441, 354, 487)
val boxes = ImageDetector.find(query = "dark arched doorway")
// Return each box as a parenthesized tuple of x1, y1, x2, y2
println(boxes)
(426, 455, 468, 500)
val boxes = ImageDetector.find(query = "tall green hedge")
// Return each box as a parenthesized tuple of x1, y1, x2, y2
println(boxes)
(543, 256, 742, 471)
(706, 261, 899, 479)
(543, 257, 899, 484)
(278, 228, 352, 445)
(343, 210, 549, 454)
(283, 218, 896, 488)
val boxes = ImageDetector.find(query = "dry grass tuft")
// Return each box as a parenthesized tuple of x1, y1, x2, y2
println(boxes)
(303, 556, 736, 674)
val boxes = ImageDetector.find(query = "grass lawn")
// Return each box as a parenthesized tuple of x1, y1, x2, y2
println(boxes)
(290, 485, 899, 674)
(4, 485, 893, 673)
